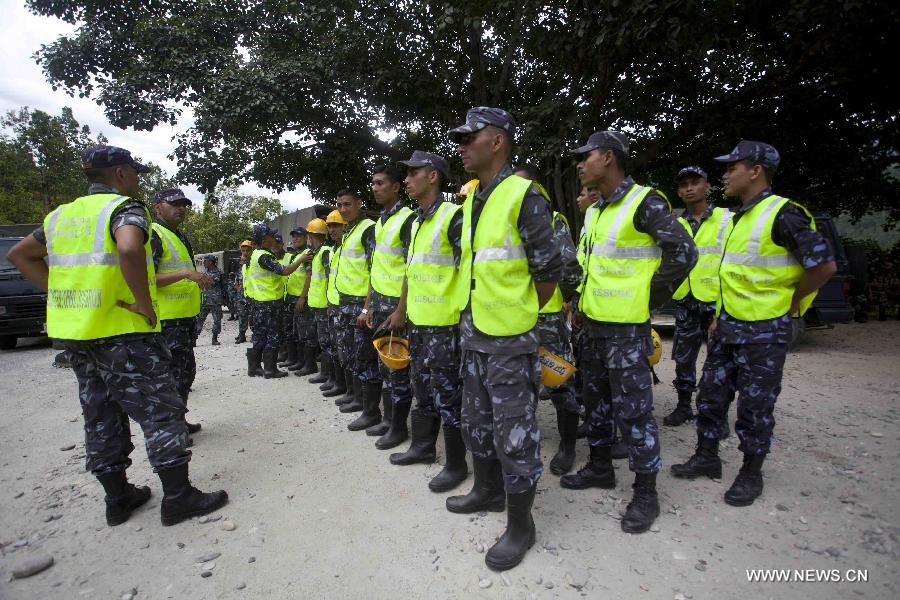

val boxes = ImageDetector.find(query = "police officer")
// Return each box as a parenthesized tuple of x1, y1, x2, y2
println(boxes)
(384, 151, 468, 491)
(672, 141, 836, 506)
(443, 108, 562, 571)
(359, 165, 415, 436)
(333, 190, 383, 423)
(513, 165, 584, 475)
(321, 210, 350, 398)
(245, 224, 303, 378)
(234, 240, 254, 343)
(150, 188, 210, 440)
(278, 227, 313, 372)
(8, 145, 227, 527)
(564, 131, 697, 535)
(664, 167, 731, 426)
(300, 218, 332, 383)
(196, 255, 225, 346)
(289, 226, 319, 376)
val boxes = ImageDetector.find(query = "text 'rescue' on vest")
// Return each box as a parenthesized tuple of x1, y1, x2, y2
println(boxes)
(247, 248, 284, 301)
(44, 193, 160, 340)
(151, 222, 201, 320)
(672, 206, 732, 303)
(578, 184, 663, 324)
(407, 201, 461, 327)
(717, 195, 817, 321)
(371, 206, 414, 298)
(336, 218, 375, 298)
(456, 175, 538, 336)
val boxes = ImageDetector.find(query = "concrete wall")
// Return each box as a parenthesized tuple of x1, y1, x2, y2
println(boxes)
(268, 204, 334, 241)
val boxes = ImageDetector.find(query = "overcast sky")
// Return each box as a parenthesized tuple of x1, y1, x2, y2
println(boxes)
(0, 0, 314, 210)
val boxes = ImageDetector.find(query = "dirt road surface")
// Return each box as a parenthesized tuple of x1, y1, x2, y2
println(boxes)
(1, 319, 897, 599)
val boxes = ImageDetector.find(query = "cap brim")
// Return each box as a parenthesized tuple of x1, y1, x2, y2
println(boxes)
(713, 153, 741, 163)
(676, 170, 707, 180)
(398, 160, 431, 168)
(448, 123, 481, 141)
(569, 143, 598, 156)
(132, 161, 152, 174)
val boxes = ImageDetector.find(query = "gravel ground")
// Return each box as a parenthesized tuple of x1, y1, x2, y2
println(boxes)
(0, 317, 897, 599)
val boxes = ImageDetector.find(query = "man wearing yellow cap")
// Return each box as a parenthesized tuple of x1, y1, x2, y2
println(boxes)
(233, 240, 254, 343)
(295, 217, 330, 380)
(321, 210, 350, 398)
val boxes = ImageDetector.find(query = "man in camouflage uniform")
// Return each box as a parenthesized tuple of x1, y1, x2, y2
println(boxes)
(514, 165, 584, 476)
(444, 108, 563, 572)
(384, 151, 468, 491)
(234, 240, 253, 343)
(564, 131, 697, 535)
(320, 211, 348, 398)
(8, 145, 227, 527)
(196, 255, 224, 346)
(277, 227, 312, 371)
(150, 188, 211, 440)
(663, 167, 723, 426)
(287, 226, 318, 375)
(672, 141, 837, 507)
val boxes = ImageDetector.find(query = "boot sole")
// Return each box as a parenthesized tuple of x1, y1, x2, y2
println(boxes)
(348, 416, 381, 431)
(339, 405, 364, 414)
(428, 471, 469, 493)
(389, 453, 436, 466)
(375, 434, 408, 450)
(724, 493, 759, 507)
(621, 515, 659, 534)
(559, 478, 616, 490)
(446, 498, 505, 514)
(161, 494, 229, 527)
(484, 527, 536, 571)
(321, 388, 346, 397)
(106, 491, 152, 526)
(670, 466, 722, 480)
(365, 425, 390, 437)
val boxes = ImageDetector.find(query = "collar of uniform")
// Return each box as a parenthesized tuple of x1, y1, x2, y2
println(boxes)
(379, 200, 405, 223)
(592, 175, 636, 210)
(684, 202, 716, 225)
(88, 182, 124, 195)
(417, 198, 446, 222)
(475, 164, 514, 203)
(734, 187, 773, 215)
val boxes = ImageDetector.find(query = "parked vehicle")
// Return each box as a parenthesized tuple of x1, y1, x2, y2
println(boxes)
(0, 237, 47, 350)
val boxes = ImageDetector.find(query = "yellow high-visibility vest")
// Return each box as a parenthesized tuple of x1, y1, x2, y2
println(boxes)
(248, 248, 284, 301)
(371, 206, 414, 298)
(151, 223, 201, 320)
(308, 245, 332, 309)
(336, 219, 375, 297)
(284, 249, 310, 297)
(326, 246, 341, 306)
(539, 211, 567, 314)
(672, 206, 732, 303)
(407, 201, 461, 327)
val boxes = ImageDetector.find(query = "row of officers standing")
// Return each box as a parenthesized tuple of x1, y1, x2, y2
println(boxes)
(6, 105, 836, 573)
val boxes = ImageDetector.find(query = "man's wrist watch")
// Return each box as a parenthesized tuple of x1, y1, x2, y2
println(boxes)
(360, 308, 369, 315)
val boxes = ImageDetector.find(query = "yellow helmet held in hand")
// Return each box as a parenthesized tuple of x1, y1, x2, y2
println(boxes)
(457, 179, 479, 198)
(647, 328, 662, 366)
(326, 209, 346, 225)
(307, 218, 328, 235)
(538, 347, 576, 387)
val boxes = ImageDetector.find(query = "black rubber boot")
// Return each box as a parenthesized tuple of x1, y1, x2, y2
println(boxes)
(234, 332, 247, 344)
(663, 390, 694, 426)
(277, 344, 288, 363)
(446, 457, 506, 513)
(348, 382, 383, 430)
(549, 409, 579, 475)
(322, 363, 348, 397)
(278, 342, 299, 368)
(366, 387, 392, 436)
(186, 422, 202, 434)
(560, 445, 616, 490)
(158, 464, 229, 526)
(485, 484, 537, 571)
(429, 426, 469, 492)
(211, 334, 220, 346)
(390, 413, 439, 465)
(670, 434, 722, 479)
(335, 369, 357, 406)
(621, 472, 660, 533)
(309, 356, 331, 384)
(339, 376, 365, 413)
(724, 454, 766, 507)
(97, 471, 151, 526)
(246, 348, 264, 377)
(375, 401, 410, 450)
(295, 346, 318, 376)
(611, 438, 629, 460)
(262, 350, 288, 379)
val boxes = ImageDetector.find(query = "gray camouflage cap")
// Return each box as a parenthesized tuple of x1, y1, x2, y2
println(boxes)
(449, 107, 516, 142)
(713, 140, 780, 170)
(570, 131, 631, 158)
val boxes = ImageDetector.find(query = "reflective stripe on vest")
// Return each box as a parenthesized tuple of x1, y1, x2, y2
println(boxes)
(717, 195, 816, 320)
(248, 248, 284, 301)
(284, 249, 310, 297)
(407, 201, 461, 327)
(44, 193, 159, 340)
(326, 246, 341, 306)
(308, 245, 332, 309)
(371, 206, 413, 298)
(578, 185, 661, 323)
(672, 206, 732, 303)
(336, 219, 375, 297)
(151, 223, 201, 320)
(241, 264, 252, 298)
(456, 175, 538, 336)
(539, 211, 567, 314)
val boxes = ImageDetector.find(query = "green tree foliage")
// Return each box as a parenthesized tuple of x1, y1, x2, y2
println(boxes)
(29, 0, 899, 230)
(181, 186, 283, 253)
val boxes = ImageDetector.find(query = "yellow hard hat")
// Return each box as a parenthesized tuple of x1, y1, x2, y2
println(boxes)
(457, 179, 479, 198)
(239, 239, 254, 249)
(373, 335, 410, 370)
(647, 328, 662, 366)
(307, 218, 327, 235)
(326, 209, 346, 225)
(539, 347, 576, 388)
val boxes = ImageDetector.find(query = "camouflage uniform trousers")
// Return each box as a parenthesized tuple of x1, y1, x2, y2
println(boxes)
(237, 297, 251, 336)
(335, 302, 382, 383)
(461, 350, 542, 494)
(160, 319, 197, 406)
(295, 307, 317, 350)
(671, 298, 716, 393)
(372, 308, 412, 407)
(695, 334, 787, 455)
(581, 334, 661, 474)
(63, 334, 191, 475)
(283, 295, 300, 344)
(409, 326, 460, 427)
(537, 312, 579, 415)
(196, 303, 223, 337)
(250, 299, 283, 352)
(314, 308, 334, 360)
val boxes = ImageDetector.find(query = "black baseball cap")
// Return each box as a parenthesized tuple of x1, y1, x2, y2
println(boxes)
(398, 150, 451, 180)
(570, 131, 630, 157)
(676, 166, 708, 181)
(252, 223, 278, 242)
(449, 107, 516, 142)
(81, 145, 151, 174)
(153, 188, 193, 205)
(713, 140, 781, 170)
(289, 226, 307, 236)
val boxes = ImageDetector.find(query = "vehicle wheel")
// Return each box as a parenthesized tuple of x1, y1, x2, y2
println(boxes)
(788, 317, 805, 350)
(0, 335, 18, 350)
